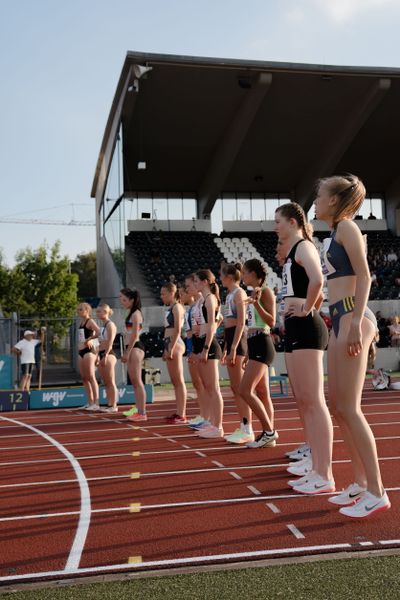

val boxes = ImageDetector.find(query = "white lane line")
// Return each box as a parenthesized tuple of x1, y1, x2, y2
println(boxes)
(247, 485, 262, 496)
(181, 444, 191, 449)
(0, 427, 133, 440)
(287, 524, 305, 540)
(212, 460, 225, 468)
(359, 542, 374, 546)
(3, 427, 400, 452)
(3, 451, 400, 468)
(0, 416, 91, 572)
(229, 472, 242, 481)
(0, 543, 360, 582)
(196, 451, 207, 458)
(266, 503, 281, 514)
(0, 419, 122, 429)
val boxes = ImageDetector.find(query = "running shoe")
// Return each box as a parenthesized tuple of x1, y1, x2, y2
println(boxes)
(328, 483, 367, 506)
(339, 490, 391, 518)
(86, 404, 100, 412)
(198, 426, 224, 438)
(78, 403, 90, 410)
(188, 415, 203, 426)
(194, 419, 211, 430)
(100, 406, 118, 413)
(287, 456, 313, 476)
(127, 412, 148, 422)
(286, 444, 311, 460)
(292, 473, 335, 495)
(225, 428, 255, 444)
(287, 471, 316, 488)
(166, 414, 188, 424)
(246, 430, 278, 448)
(123, 406, 138, 417)
(289, 455, 312, 467)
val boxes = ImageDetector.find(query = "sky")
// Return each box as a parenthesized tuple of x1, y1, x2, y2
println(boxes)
(1, 0, 399, 266)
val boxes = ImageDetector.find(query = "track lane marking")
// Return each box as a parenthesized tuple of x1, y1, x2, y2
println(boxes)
(287, 524, 305, 539)
(0, 416, 91, 572)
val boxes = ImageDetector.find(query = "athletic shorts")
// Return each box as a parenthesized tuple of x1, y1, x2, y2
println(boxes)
(21, 363, 35, 375)
(125, 342, 145, 353)
(163, 336, 185, 352)
(247, 332, 275, 365)
(224, 326, 247, 356)
(193, 335, 222, 360)
(99, 349, 116, 360)
(78, 347, 96, 358)
(329, 297, 378, 337)
(284, 311, 328, 353)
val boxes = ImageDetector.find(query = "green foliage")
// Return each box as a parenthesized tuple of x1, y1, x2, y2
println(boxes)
(70, 250, 97, 300)
(0, 242, 78, 321)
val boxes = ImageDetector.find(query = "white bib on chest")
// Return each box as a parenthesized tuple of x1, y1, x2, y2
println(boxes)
(321, 237, 336, 277)
(281, 260, 294, 297)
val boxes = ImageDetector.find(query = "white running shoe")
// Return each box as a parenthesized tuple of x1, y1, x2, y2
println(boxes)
(246, 430, 278, 448)
(188, 415, 203, 426)
(293, 473, 335, 495)
(287, 456, 313, 476)
(78, 404, 90, 410)
(286, 444, 311, 460)
(225, 428, 255, 444)
(86, 404, 100, 412)
(328, 482, 367, 506)
(100, 406, 118, 413)
(287, 471, 316, 488)
(289, 455, 312, 467)
(339, 490, 391, 518)
(198, 426, 224, 439)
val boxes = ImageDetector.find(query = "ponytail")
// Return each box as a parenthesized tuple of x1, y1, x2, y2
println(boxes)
(196, 269, 221, 306)
(276, 202, 314, 243)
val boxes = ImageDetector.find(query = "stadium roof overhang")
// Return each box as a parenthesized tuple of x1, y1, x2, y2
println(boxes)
(92, 52, 400, 216)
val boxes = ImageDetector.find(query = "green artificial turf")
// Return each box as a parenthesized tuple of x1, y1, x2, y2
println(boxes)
(2, 555, 400, 600)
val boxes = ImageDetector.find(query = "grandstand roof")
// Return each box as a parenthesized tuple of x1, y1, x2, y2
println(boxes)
(92, 51, 400, 215)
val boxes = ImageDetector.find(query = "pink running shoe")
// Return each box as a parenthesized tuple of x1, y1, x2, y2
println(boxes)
(127, 413, 148, 422)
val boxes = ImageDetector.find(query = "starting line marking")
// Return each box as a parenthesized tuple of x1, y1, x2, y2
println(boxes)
(229, 472, 243, 481)
(247, 485, 262, 496)
(266, 503, 281, 514)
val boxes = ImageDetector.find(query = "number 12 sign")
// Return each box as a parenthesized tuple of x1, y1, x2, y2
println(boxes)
(0, 391, 29, 412)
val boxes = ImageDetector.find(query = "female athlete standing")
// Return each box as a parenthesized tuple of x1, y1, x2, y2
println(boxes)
(77, 302, 100, 411)
(96, 304, 118, 413)
(120, 288, 147, 422)
(275, 202, 333, 494)
(161, 282, 187, 423)
(315, 174, 390, 516)
(220, 262, 253, 444)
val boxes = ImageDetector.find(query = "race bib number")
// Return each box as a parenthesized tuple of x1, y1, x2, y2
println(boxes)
(281, 260, 294, 297)
(247, 304, 255, 327)
(78, 329, 85, 344)
(321, 238, 336, 277)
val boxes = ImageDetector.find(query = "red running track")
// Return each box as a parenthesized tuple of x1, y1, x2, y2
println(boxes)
(0, 381, 399, 584)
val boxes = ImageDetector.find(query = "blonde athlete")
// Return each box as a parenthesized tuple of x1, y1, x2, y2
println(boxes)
(96, 304, 118, 413)
(315, 174, 390, 517)
(77, 303, 100, 411)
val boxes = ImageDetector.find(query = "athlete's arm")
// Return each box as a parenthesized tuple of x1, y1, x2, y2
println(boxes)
(254, 287, 276, 328)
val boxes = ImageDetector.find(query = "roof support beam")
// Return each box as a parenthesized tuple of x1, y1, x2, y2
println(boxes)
(197, 72, 273, 219)
(296, 78, 391, 214)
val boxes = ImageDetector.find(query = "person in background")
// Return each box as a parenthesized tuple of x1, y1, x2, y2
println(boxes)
(120, 288, 147, 421)
(96, 304, 118, 413)
(388, 316, 400, 347)
(11, 330, 40, 391)
(77, 303, 100, 410)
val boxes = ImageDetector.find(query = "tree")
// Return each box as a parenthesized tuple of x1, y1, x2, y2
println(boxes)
(70, 251, 97, 300)
(1, 242, 78, 319)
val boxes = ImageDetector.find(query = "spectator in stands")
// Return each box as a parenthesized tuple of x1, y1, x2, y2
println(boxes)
(76, 303, 100, 410)
(179, 280, 207, 427)
(315, 173, 390, 517)
(161, 282, 187, 423)
(11, 330, 40, 391)
(240, 259, 277, 448)
(276, 202, 332, 496)
(120, 288, 147, 421)
(219, 262, 252, 444)
(389, 316, 400, 347)
(192, 269, 224, 438)
(387, 249, 397, 264)
(96, 304, 118, 413)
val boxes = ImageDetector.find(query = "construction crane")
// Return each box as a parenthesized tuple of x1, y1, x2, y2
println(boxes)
(0, 203, 95, 226)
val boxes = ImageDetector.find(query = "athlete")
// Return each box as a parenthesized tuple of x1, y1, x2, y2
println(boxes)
(119, 288, 147, 422)
(161, 282, 187, 423)
(220, 262, 253, 444)
(96, 304, 118, 413)
(315, 174, 390, 516)
(240, 259, 277, 448)
(192, 269, 224, 438)
(275, 202, 333, 494)
(180, 279, 207, 427)
(77, 303, 100, 411)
